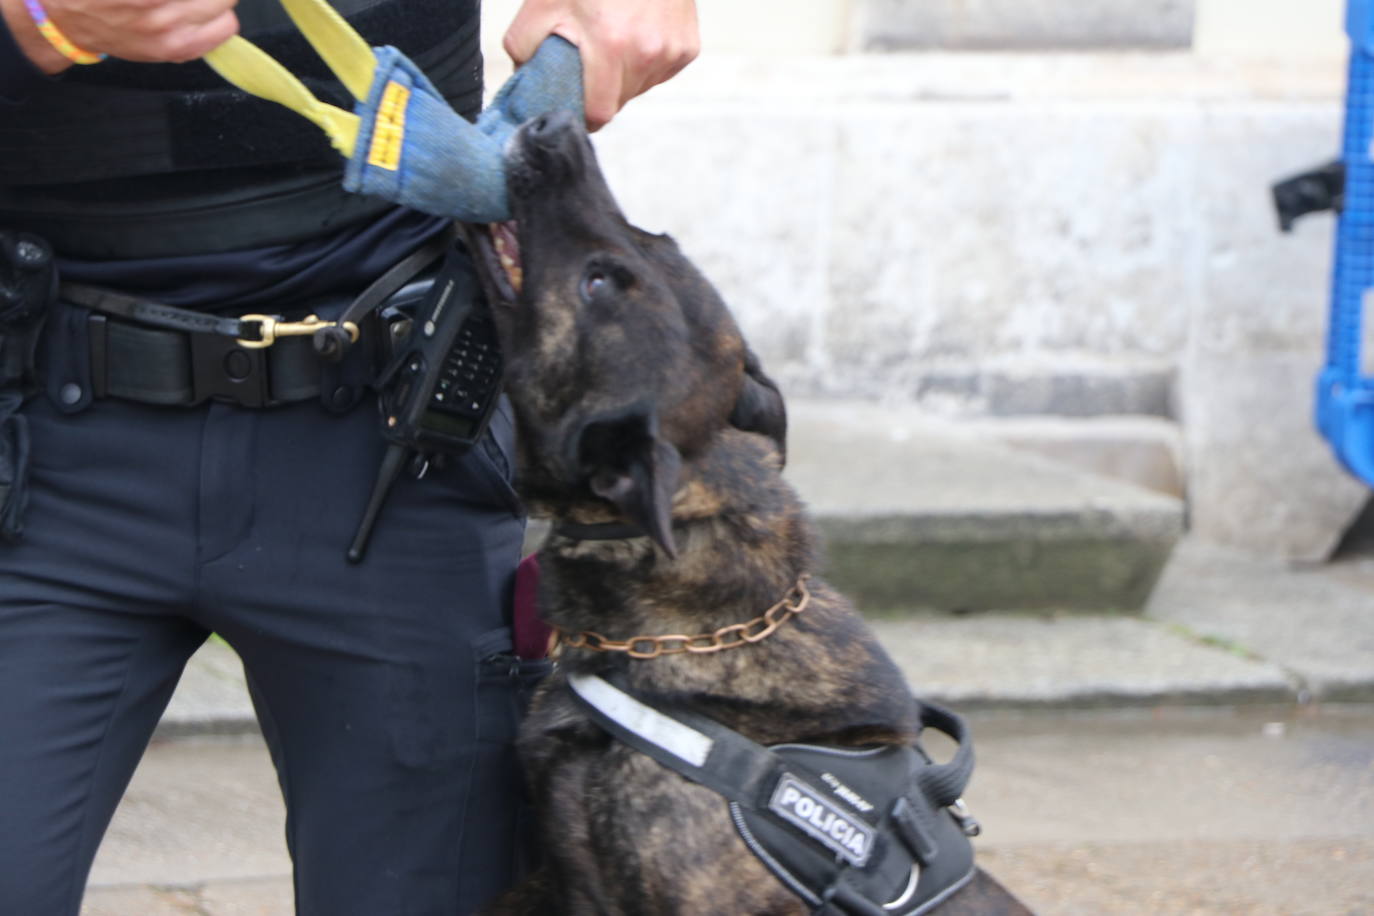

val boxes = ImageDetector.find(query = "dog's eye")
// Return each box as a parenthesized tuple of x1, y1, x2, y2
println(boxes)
(582, 270, 610, 301)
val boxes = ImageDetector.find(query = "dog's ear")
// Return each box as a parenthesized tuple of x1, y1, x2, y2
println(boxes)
(730, 348, 788, 466)
(576, 405, 682, 558)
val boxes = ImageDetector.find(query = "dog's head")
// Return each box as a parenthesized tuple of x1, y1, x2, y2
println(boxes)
(469, 110, 785, 556)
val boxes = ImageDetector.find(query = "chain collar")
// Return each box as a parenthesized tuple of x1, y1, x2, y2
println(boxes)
(553, 576, 811, 660)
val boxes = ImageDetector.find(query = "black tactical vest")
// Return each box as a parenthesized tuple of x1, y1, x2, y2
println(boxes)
(0, 0, 481, 256)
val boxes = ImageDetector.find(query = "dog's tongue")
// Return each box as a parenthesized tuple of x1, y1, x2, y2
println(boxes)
(491, 221, 523, 294)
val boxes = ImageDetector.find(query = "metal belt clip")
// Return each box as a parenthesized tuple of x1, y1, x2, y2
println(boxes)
(237, 314, 359, 349)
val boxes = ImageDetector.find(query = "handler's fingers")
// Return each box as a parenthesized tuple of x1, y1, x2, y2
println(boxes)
(163, 8, 237, 60)
(501, 2, 557, 66)
(103, 10, 237, 61)
(501, 0, 698, 130)
(577, 41, 624, 132)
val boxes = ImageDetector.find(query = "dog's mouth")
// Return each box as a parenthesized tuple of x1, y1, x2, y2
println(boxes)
(471, 220, 523, 305)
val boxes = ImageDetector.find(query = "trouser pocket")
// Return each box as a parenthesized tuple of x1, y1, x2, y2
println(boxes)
(465, 632, 554, 903)
(0, 390, 31, 543)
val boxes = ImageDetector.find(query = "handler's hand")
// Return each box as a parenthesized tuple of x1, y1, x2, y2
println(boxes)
(0, 0, 238, 73)
(503, 0, 698, 131)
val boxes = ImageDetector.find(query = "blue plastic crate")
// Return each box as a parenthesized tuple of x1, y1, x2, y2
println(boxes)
(1318, 0, 1374, 484)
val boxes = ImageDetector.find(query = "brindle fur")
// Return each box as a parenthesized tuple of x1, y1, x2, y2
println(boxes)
(472, 110, 1031, 916)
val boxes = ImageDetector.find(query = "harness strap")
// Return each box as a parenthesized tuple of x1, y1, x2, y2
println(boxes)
(911, 703, 974, 811)
(566, 672, 981, 916)
(567, 672, 781, 806)
(568, 672, 975, 815)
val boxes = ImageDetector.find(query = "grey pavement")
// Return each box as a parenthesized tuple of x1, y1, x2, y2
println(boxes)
(1145, 541, 1374, 703)
(88, 705, 1374, 915)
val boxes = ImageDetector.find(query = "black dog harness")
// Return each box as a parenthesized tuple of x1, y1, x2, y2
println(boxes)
(567, 672, 981, 916)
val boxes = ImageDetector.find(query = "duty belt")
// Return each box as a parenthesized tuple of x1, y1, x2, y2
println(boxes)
(75, 312, 364, 409)
(51, 229, 449, 410)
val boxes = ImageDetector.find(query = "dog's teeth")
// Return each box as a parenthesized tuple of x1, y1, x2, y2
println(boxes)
(491, 225, 522, 294)
(496, 249, 523, 294)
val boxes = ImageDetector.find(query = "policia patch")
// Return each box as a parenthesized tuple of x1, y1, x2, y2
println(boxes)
(567, 672, 981, 916)
(770, 773, 875, 867)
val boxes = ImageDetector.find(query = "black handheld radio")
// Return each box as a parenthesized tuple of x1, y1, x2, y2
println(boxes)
(348, 242, 505, 562)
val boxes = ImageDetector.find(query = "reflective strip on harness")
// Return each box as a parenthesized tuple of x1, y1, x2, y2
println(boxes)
(566, 672, 713, 768)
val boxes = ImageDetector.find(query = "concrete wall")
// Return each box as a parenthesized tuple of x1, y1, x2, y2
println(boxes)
(477, 0, 1369, 561)
(483, 0, 1348, 61)
(852, 0, 1197, 51)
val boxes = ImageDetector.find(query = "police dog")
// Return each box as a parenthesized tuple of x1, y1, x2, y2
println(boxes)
(467, 110, 1030, 915)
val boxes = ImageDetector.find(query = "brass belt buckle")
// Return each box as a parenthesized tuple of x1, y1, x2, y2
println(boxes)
(237, 314, 360, 349)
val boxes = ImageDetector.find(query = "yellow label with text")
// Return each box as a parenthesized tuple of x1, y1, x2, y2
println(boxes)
(367, 81, 410, 172)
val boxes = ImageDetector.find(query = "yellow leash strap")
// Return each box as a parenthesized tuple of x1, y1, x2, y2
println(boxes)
(202, 0, 376, 159)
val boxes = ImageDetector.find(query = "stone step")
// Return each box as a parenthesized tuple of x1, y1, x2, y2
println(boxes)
(907, 362, 1176, 420)
(155, 398, 1192, 739)
(954, 414, 1185, 499)
(157, 640, 255, 740)
(783, 400, 1185, 613)
(160, 537, 1374, 739)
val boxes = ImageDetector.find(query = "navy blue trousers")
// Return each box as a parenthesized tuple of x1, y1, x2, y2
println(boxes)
(0, 385, 537, 914)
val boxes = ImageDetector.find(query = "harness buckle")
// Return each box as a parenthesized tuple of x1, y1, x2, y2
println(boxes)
(237, 314, 360, 349)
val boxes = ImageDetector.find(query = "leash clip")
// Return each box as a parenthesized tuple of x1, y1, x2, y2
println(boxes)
(238, 314, 360, 349)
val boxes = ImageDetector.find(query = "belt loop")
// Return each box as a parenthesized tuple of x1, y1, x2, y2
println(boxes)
(318, 313, 376, 414)
(87, 314, 109, 399)
(45, 302, 93, 414)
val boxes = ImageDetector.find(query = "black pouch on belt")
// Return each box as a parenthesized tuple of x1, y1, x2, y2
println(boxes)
(0, 230, 56, 542)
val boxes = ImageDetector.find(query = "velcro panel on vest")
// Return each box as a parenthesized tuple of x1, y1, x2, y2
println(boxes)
(731, 744, 975, 916)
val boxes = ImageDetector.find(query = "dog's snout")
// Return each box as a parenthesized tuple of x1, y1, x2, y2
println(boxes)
(509, 108, 589, 190)
(526, 109, 578, 144)
(518, 109, 586, 178)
